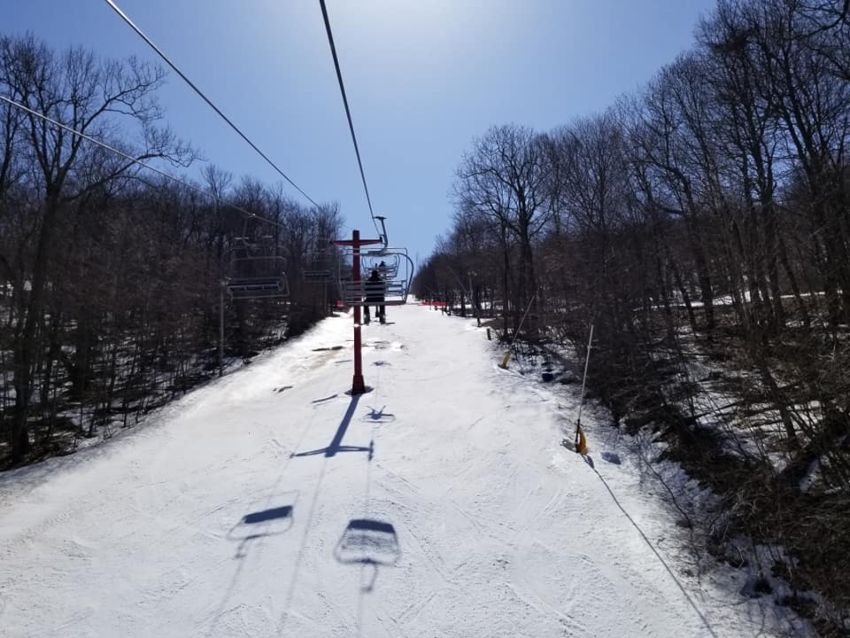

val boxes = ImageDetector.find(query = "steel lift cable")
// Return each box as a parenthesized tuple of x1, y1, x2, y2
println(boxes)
(0, 94, 285, 231)
(103, 0, 321, 209)
(317, 0, 383, 242)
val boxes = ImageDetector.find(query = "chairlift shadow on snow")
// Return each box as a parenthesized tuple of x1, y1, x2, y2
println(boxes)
(208, 497, 296, 637)
(226, 501, 296, 559)
(292, 395, 374, 459)
(334, 518, 401, 592)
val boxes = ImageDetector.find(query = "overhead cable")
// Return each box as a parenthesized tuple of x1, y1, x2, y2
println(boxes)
(0, 94, 284, 229)
(317, 0, 382, 240)
(103, 0, 320, 209)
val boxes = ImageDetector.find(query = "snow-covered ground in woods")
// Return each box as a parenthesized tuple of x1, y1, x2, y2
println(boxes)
(0, 303, 810, 637)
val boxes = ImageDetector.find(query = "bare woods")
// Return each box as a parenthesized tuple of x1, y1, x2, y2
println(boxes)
(0, 34, 341, 467)
(415, 1, 850, 631)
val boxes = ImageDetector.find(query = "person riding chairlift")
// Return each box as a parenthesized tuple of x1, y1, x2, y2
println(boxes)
(377, 260, 389, 279)
(363, 268, 386, 325)
(377, 261, 388, 320)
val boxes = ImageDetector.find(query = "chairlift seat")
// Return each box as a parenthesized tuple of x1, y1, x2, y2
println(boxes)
(340, 279, 408, 306)
(362, 250, 400, 280)
(304, 268, 332, 282)
(337, 246, 413, 306)
(228, 278, 289, 299)
(227, 253, 289, 299)
(303, 249, 335, 283)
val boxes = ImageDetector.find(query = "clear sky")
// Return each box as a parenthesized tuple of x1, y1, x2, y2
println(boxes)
(2, 0, 715, 262)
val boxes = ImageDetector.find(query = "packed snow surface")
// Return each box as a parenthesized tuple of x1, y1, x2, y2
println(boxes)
(0, 304, 803, 636)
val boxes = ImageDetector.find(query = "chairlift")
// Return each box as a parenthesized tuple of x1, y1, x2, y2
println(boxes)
(338, 246, 414, 306)
(226, 240, 289, 299)
(362, 250, 400, 280)
(303, 249, 334, 283)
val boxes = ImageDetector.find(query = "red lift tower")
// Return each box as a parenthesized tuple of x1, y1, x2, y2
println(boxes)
(333, 229, 383, 395)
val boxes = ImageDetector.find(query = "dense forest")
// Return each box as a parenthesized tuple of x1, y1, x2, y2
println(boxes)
(0, 33, 343, 468)
(3, 0, 850, 632)
(414, 0, 850, 632)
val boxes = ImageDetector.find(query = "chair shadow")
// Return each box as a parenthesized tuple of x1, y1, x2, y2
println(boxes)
(334, 518, 401, 592)
(227, 503, 296, 558)
(208, 498, 297, 635)
(243, 505, 293, 525)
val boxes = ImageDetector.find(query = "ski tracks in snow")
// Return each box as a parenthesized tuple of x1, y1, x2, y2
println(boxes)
(0, 307, 802, 636)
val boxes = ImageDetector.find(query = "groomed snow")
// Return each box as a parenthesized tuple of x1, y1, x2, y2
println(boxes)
(0, 304, 806, 637)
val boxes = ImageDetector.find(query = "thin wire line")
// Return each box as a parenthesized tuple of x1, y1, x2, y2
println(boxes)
(0, 94, 284, 230)
(103, 0, 321, 209)
(586, 459, 719, 638)
(318, 0, 381, 238)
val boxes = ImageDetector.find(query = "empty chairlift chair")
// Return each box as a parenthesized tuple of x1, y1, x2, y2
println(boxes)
(303, 249, 334, 283)
(227, 240, 289, 300)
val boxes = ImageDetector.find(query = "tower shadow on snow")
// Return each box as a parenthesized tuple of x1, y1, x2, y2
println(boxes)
(291, 395, 374, 459)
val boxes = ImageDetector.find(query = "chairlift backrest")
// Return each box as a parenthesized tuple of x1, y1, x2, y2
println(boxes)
(338, 247, 414, 306)
(303, 249, 334, 283)
(362, 250, 400, 280)
(227, 244, 289, 299)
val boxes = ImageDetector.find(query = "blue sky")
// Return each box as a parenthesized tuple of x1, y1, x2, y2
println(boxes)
(3, 0, 714, 262)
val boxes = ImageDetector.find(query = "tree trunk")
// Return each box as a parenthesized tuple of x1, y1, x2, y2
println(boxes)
(10, 192, 61, 462)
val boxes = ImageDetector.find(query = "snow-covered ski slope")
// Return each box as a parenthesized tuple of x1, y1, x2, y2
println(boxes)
(0, 304, 804, 637)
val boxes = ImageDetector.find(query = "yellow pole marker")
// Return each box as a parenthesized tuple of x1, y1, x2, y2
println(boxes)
(499, 351, 511, 369)
(574, 323, 594, 455)
(498, 294, 536, 370)
(575, 426, 588, 456)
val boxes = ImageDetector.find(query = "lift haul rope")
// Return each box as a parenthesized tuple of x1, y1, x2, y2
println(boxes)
(317, 0, 383, 242)
(0, 94, 284, 231)
(104, 0, 321, 209)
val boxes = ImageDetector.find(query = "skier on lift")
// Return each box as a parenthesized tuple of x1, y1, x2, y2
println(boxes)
(377, 261, 388, 322)
(377, 260, 389, 279)
(363, 268, 386, 325)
